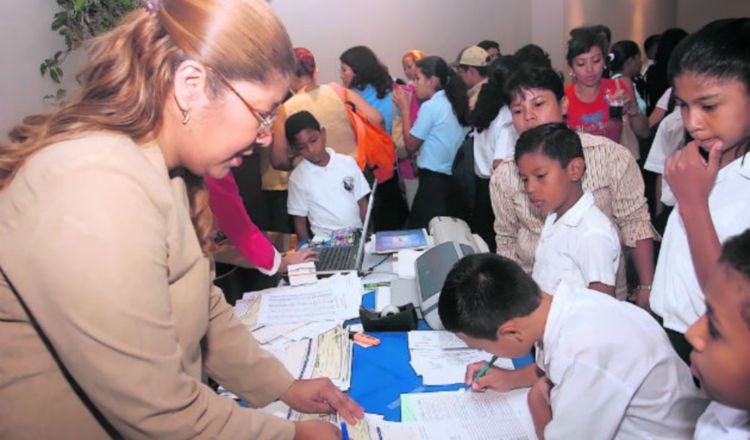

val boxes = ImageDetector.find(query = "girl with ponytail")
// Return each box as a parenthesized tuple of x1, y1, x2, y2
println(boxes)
(393, 55, 470, 228)
(0, 1, 362, 438)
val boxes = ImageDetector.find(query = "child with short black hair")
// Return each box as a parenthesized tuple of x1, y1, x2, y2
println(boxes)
(285, 111, 370, 243)
(515, 122, 620, 296)
(686, 229, 750, 438)
(439, 253, 706, 439)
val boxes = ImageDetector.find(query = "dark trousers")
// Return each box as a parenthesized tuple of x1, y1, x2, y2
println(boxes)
(470, 176, 496, 253)
(372, 174, 408, 232)
(407, 169, 458, 229)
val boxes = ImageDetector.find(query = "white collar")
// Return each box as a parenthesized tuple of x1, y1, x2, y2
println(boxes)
(546, 191, 596, 228)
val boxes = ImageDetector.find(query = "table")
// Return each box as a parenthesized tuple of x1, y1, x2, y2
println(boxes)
(347, 291, 534, 421)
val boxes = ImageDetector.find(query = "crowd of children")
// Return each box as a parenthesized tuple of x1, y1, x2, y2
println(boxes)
(229, 15, 750, 440)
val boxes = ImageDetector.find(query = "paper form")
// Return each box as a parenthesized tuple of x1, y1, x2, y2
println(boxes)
(400, 388, 536, 440)
(255, 272, 362, 326)
(408, 330, 470, 350)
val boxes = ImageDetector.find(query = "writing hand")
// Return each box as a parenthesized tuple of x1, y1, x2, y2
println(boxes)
(281, 378, 364, 425)
(464, 361, 515, 392)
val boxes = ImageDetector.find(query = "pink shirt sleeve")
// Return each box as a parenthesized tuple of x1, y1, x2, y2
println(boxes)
(205, 174, 279, 274)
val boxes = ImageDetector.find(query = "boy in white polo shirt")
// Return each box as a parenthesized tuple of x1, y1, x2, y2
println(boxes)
(286, 111, 370, 243)
(515, 123, 620, 296)
(439, 253, 707, 439)
(686, 229, 750, 439)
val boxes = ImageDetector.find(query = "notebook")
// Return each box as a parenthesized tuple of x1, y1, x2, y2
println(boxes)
(374, 228, 429, 254)
(314, 181, 377, 275)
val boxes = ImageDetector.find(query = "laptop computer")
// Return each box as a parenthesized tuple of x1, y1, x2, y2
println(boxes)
(314, 181, 377, 275)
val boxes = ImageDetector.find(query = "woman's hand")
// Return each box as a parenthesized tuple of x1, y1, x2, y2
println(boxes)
(665, 140, 723, 213)
(279, 249, 318, 273)
(293, 420, 342, 440)
(281, 378, 364, 425)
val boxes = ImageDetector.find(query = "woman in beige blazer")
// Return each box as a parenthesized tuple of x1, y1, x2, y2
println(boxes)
(0, 1, 362, 439)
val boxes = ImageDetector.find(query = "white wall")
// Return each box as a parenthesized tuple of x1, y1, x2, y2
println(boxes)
(270, 0, 531, 83)
(676, 0, 750, 32)
(0, 0, 81, 137)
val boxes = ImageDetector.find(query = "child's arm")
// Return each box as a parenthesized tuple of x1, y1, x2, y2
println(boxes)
(393, 88, 424, 154)
(465, 362, 539, 392)
(292, 216, 310, 243)
(357, 196, 368, 223)
(588, 282, 615, 296)
(269, 106, 295, 171)
(528, 376, 553, 440)
(664, 141, 723, 290)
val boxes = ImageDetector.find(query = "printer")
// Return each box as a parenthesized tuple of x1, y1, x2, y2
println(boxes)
(389, 217, 488, 329)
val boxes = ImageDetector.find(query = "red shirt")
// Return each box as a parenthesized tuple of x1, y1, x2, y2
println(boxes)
(565, 78, 632, 143)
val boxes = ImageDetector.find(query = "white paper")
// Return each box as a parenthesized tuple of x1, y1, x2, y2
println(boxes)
(408, 331, 469, 350)
(394, 249, 425, 279)
(400, 388, 537, 440)
(256, 273, 362, 326)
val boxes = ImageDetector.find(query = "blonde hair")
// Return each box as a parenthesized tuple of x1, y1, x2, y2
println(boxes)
(402, 49, 425, 63)
(0, 0, 295, 254)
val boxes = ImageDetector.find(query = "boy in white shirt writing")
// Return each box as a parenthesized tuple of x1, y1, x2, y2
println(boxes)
(439, 253, 706, 439)
(686, 229, 750, 439)
(515, 122, 620, 296)
(286, 111, 370, 244)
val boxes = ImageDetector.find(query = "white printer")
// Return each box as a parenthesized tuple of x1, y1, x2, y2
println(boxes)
(415, 217, 489, 329)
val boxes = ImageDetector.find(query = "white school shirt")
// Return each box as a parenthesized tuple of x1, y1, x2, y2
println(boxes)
(532, 191, 621, 294)
(694, 402, 750, 440)
(644, 110, 684, 206)
(651, 155, 750, 333)
(536, 284, 708, 440)
(472, 106, 518, 178)
(287, 148, 370, 238)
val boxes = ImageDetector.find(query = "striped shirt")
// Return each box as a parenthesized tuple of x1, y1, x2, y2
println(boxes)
(490, 133, 656, 298)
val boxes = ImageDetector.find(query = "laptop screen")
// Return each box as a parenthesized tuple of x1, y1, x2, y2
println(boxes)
(353, 181, 378, 270)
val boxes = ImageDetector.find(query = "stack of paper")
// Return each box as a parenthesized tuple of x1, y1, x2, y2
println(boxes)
(232, 272, 363, 345)
(407, 331, 513, 385)
(263, 325, 353, 390)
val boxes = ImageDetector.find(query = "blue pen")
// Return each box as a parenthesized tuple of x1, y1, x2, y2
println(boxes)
(467, 355, 498, 389)
(340, 421, 350, 440)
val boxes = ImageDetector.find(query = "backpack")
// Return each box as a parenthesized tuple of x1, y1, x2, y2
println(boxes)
(329, 83, 396, 184)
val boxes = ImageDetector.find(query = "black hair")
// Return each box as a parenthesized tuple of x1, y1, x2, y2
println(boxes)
(284, 110, 321, 145)
(417, 56, 470, 126)
(718, 228, 750, 331)
(645, 28, 688, 113)
(477, 39, 501, 54)
(608, 40, 640, 75)
(514, 122, 583, 168)
(567, 26, 607, 66)
(514, 44, 552, 70)
(439, 253, 542, 339)
(668, 18, 750, 97)
(591, 24, 612, 46)
(340, 46, 393, 99)
(458, 64, 489, 78)
(505, 64, 564, 102)
(470, 55, 517, 132)
(644, 34, 660, 57)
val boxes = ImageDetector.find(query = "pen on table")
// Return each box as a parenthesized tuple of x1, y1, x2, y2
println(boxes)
(467, 355, 498, 390)
(340, 421, 350, 440)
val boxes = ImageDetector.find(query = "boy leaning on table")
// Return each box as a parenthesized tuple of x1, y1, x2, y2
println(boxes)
(438, 253, 706, 439)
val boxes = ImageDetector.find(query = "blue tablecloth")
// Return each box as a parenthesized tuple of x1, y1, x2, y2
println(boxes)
(349, 291, 534, 421)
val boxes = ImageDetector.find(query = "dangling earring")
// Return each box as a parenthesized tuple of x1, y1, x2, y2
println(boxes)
(181, 110, 190, 125)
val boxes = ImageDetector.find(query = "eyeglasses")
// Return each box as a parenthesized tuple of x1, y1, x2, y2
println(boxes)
(206, 65, 279, 133)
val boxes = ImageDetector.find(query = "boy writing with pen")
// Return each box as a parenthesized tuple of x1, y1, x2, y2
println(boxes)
(439, 253, 706, 439)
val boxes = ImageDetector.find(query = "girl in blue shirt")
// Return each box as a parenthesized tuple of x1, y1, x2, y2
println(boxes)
(339, 45, 408, 230)
(394, 56, 470, 229)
